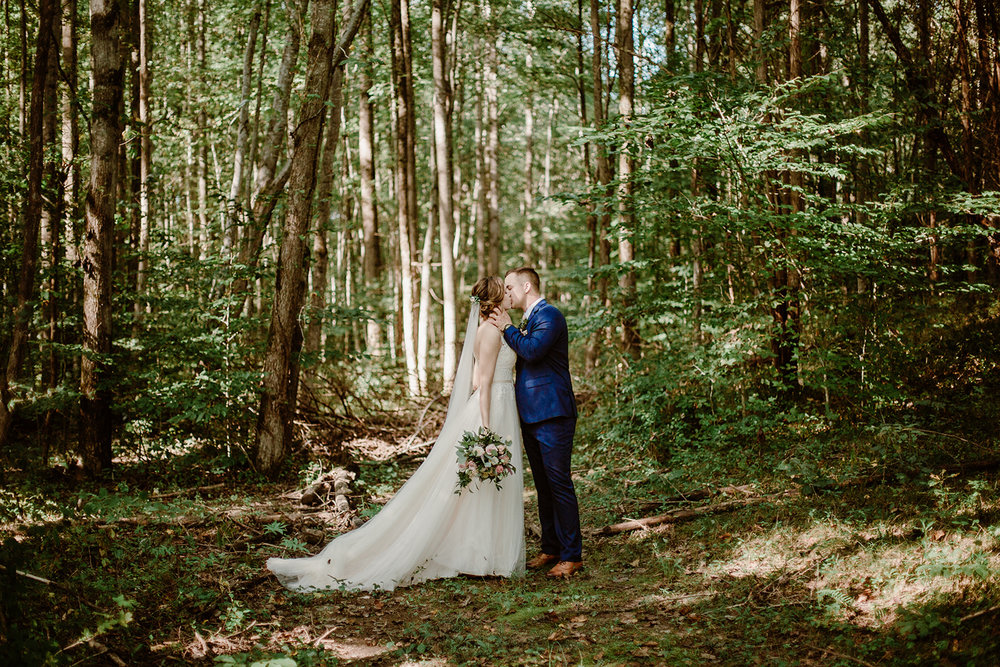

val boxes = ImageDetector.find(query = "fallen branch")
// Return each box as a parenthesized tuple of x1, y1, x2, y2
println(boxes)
(0, 563, 54, 586)
(804, 642, 876, 667)
(151, 483, 226, 499)
(0, 564, 101, 610)
(400, 395, 446, 451)
(595, 491, 798, 536)
(960, 604, 1000, 623)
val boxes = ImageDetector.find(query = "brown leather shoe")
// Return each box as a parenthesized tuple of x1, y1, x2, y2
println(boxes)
(526, 553, 560, 570)
(546, 560, 583, 579)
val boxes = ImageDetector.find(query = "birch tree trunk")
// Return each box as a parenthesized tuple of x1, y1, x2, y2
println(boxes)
(474, 61, 488, 280)
(40, 4, 62, 392)
(62, 0, 80, 303)
(432, 0, 457, 390)
(134, 0, 151, 316)
(80, 0, 123, 475)
(358, 10, 382, 354)
(486, 35, 500, 276)
(522, 47, 535, 264)
(616, 0, 640, 359)
(590, 0, 612, 309)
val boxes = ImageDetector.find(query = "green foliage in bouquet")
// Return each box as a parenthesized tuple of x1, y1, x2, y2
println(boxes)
(455, 428, 516, 494)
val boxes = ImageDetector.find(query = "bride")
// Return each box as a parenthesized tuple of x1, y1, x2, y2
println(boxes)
(266, 276, 525, 591)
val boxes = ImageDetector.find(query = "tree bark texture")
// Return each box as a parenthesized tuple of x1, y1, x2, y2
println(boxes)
(254, 0, 369, 477)
(0, 0, 58, 447)
(616, 0, 640, 360)
(80, 0, 123, 475)
(305, 25, 346, 368)
(432, 0, 457, 390)
(358, 10, 382, 354)
(390, 0, 418, 394)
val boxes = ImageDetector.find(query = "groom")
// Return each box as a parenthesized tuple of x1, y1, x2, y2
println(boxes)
(490, 267, 583, 578)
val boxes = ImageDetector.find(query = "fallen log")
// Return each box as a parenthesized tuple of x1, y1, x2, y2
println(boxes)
(595, 490, 798, 536)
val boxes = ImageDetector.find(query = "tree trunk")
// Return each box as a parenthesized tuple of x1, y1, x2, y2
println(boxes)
(195, 0, 209, 262)
(390, 0, 418, 394)
(432, 0, 457, 390)
(254, 0, 368, 477)
(40, 3, 62, 393)
(0, 0, 57, 447)
(80, 0, 123, 475)
(134, 0, 151, 317)
(358, 10, 382, 354)
(232, 0, 306, 309)
(522, 47, 535, 264)
(591, 0, 612, 310)
(19, 0, 27, 137)
(474, 60, 488, 280)
(226, 1, 261, 259)
(62, 0, 80, 402)
(304, 30, 346, 371)
(616, 0, 640, 360)
(575, 0, 599, 372)
(485, 35, 500, 276)
(417, 204, 434, 393)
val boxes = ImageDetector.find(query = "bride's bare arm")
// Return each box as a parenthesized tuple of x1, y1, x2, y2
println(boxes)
(474, 323, 502, 429)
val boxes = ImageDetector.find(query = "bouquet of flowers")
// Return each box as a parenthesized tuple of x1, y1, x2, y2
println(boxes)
(455, 427, 516, 493)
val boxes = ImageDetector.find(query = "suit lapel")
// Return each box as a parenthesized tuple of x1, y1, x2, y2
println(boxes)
(526, 299, 546, 329)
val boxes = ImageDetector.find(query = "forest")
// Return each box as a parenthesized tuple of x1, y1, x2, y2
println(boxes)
(2, 0, 999, 663)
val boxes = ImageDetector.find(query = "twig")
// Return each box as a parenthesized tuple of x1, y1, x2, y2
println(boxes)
(151, 483, 226, 499)
(0, 563, 54, 585)
(401, 395, 446, 450)
(314, 626, 338, 647)
(0, 564, 101, 610)
(804, 643, 876, 667)
(960, 605, 1000, 623)
(595, 491, 798, 536)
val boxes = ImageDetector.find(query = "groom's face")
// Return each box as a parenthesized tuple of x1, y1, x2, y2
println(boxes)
(504, 274, 527, 310)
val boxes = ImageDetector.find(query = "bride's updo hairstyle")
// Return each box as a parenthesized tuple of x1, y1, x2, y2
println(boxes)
(472, 276, 505, 320)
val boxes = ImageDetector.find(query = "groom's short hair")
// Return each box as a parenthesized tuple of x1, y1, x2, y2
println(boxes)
(506, 266, 540, 292)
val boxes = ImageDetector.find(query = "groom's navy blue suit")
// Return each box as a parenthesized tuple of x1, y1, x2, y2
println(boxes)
(503, 299, 582, 562)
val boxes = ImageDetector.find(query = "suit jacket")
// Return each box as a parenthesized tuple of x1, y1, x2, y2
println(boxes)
(502, 299, 577, 424)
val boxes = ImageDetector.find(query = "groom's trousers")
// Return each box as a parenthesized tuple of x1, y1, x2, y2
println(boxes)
(521, 415, 582, 562)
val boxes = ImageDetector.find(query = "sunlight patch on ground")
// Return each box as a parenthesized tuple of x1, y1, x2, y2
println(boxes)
(347, 436, 418, 461)
(702, 510, 1000, 629)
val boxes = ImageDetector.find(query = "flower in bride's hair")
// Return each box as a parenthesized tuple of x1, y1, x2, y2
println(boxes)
(470, 295, 480, 303)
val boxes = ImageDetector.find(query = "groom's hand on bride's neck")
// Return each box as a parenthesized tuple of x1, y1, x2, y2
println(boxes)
(488, 308, 512, 330)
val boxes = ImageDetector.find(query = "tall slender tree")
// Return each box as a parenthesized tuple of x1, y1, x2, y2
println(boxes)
(80, 0, 124, 475)
(616, 0, 640, 359)
(0, 0, 58, 448)
(255, 0, 369, 477)
(358, 9, 382, 353)
(390, 0, 419, 393)
(431, 0, 457, 389)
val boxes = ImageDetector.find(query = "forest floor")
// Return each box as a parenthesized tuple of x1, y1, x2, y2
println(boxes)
(3, 415, 1000, 666)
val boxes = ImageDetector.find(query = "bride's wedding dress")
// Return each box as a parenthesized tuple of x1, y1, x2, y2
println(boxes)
(267, 313, 525, 592)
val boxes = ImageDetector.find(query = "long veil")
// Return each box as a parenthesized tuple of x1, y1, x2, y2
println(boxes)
(266, 297, 524, 592)
(441, 299, 479, 429)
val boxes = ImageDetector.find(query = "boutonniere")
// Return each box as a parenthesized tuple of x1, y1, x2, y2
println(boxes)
(518, 317, 528, 331)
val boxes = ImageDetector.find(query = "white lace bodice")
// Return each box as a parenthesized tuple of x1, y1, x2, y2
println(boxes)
(493, 339, 516, 384)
